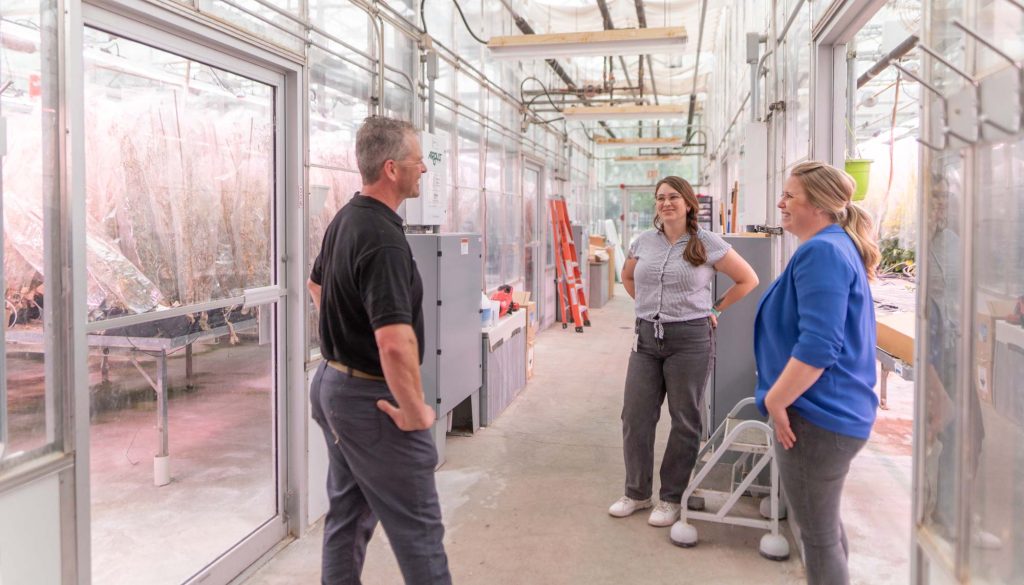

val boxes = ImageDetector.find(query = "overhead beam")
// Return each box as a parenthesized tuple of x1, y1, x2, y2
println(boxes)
(595, 137, 684, 146)
(563, 104, 688, 121)
(614, 155, 683, 162)
(502, 2, 617, 138)
(488, 27, 688, 60)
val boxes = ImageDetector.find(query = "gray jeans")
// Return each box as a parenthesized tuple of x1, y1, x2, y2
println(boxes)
(310, 362, 452, 585)
(622, 317, 714, 503)
(775, 410, 867, 585)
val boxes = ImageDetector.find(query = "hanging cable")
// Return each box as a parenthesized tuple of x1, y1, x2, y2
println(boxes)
(453, 0, 488, 45)
(421, 0, 428, 35)
(520, 76, 564, 113)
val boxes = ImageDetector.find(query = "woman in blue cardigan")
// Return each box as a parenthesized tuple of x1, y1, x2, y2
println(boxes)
(753, 161, 880, 585)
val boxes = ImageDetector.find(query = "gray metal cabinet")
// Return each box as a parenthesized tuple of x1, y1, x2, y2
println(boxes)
(407, 234, 483, 417)
(705, 234, 775, 434)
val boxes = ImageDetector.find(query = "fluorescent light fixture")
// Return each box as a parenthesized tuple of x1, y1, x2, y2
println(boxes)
(563, 104, 688, 121)
(595, 137, 684, 147)
(488, 27, 687, 60)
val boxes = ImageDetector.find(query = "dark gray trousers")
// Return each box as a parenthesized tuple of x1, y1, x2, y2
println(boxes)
(775, 410, 866, 585)
(310, 362, 452, 585)
(622, 318, 714, 503)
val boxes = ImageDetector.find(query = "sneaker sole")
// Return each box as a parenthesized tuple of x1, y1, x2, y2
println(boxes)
(608, 504, 652, 518)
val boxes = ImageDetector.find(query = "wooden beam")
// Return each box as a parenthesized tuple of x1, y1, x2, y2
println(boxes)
(488, 26, 687, 49)
(614, 155, 683, 162)
(595, 137, 684, 145)
(563, 104, 688, 120)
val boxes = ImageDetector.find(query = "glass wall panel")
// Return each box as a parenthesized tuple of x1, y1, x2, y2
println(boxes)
(309, 1, 371, 54)
(453, 0, 484, 68)
(195, 0, 304, 53)
(1, 0, 61, 466)
(88, 304, 278, 584)
(784, 3, 811, 165)
(484, 189, 502, 291)
(484, 133, 503, 192)
(422, 0, 454, 47)
(308, 46, 371, 170)
(83, 29, 274, 320)
(505, 190, 524, 286)
(920, 154, 965, 565)
(307, 169, 362, 350)
(458, 116, 482, 190)
(454, 187, 482, 234)
(967, 138, 1024, 583)
(457, 70, 481, 116)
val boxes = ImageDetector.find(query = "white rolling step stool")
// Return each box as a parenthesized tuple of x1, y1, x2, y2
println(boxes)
(670, 397, 790, 561)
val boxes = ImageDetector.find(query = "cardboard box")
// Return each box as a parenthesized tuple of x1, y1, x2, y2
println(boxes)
(524, 302, 537, 342)
(526, 340, 536, 379)
(876, 312, 915, 364)
(511, 291, 531, 305)
(606, 245, 616, 296)
(977, 300, 1016, 368)
(589, 234, 607, 247)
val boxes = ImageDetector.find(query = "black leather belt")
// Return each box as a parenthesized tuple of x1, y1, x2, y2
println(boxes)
(327, 360, 386, 381)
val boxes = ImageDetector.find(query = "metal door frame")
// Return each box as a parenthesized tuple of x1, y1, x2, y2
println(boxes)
(69, 1, 305, 582)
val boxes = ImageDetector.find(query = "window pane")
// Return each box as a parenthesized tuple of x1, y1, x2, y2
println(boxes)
(307, 169, 361, 353)
(458, 117, 482, 190)
(89, 304, 278, 584)
(484, 190, 502, 291)
(196, 0, 304, 53)
(309, 46, 371, 170)
(454, 187, 481, 235)
(920, 156, 965, 560)
(309, 1, 371, 55)
(484, 134, 502, 192)
(83, 29, 274, 320)
(968, 138, 1024, 583)
(1, 0, 61, 464)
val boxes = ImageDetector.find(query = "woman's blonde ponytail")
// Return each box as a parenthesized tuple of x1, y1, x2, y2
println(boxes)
(842, 203, 881, 280)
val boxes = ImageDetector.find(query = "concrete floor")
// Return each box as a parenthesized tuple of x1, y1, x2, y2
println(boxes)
(86, 337, 278, 585)
(244, 287, 914, 585)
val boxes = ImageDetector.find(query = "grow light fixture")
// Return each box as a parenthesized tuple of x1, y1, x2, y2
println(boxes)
(488, 27, 687, 60)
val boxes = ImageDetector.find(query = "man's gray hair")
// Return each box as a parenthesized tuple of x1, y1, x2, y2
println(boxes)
(356, 116, 417, 184)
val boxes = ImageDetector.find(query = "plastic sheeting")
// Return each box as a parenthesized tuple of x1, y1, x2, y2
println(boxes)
(83, 89, 274, 318)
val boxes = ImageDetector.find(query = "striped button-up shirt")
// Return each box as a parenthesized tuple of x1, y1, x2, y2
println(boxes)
(628, 228, 732, 323)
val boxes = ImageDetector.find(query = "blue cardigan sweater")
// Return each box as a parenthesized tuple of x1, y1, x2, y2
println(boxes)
(753, 224, 878, 440)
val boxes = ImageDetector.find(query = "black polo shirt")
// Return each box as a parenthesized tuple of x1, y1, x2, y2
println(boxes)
(310, 193, 424, 376)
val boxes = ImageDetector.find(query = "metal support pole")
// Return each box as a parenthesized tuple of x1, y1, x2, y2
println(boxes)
(157, 351, 168, 459)
(847, 50, 856, 157)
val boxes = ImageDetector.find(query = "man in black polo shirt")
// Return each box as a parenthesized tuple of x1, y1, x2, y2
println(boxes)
(307, 116, 451, 585)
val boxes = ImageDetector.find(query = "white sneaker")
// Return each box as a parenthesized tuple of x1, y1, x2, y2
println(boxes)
(648, 501, 681, 527)
(608, 496, 652, 518)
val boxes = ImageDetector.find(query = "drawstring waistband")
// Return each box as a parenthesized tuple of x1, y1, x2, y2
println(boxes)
(653, 319, 665, 341)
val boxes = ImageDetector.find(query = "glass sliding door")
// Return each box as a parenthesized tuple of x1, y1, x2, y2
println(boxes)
(81, 22, 287, 585)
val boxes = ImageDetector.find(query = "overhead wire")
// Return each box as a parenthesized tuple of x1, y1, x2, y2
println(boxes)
(452, 0, 488, 45)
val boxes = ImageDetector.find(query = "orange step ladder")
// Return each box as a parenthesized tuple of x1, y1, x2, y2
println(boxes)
(548, 198, 591, 333)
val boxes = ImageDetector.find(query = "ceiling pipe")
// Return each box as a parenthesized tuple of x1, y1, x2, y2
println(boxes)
(684, 0, 708, 144)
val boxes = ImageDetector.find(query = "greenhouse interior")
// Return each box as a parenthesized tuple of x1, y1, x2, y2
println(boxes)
(1, 0, 1023, 584)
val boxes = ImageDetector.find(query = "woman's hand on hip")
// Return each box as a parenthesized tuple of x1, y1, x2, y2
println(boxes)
(765, 393, 796, 449)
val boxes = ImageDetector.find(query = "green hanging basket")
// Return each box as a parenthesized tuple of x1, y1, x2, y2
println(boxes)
(845, 159, 872, 201)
